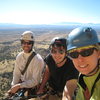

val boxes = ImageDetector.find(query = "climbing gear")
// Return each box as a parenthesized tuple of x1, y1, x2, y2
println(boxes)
(50, 37, 67, 49)
(68, 47, 96, 59)
(67, 27, 99, 51)
(21, 41, 33, 45)
(20, 31, 34, 41)
(50, 49, 65, 54)
(21, 51, 36, 75)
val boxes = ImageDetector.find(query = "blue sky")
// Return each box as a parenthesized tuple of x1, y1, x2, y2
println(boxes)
(0, 0, 100, 24)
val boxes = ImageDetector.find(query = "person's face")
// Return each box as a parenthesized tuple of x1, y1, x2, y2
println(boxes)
(21, 40, 33, 53)
(69, 47, 100, 75)
(50, 46, 66, 64)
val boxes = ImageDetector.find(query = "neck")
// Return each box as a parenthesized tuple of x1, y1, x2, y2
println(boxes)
(86, 66, 99, 76)
(56, 58, 66, 67)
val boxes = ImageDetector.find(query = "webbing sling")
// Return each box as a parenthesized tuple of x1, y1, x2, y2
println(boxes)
(21, 51, 36, 75)
(91, 73, 100, 96)
(79, 72, 100, 97)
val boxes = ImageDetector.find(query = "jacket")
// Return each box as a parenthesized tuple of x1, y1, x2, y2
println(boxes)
(76, 67, 100, 100)
(11, 51, 44, 88)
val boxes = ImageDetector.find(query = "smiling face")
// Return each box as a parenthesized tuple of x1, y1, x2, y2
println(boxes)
(50, 46, 66, 64)
(51, 46, 66, 64)
(70, 47, 100, 75)
(21, 40, 33, 53)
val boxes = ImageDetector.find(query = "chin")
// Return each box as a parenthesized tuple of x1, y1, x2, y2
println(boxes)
(24, 50, 30, 53)
(80, 71, 88, 75)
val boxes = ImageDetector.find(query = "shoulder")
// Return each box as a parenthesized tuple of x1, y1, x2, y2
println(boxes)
(44, 54, 52, 61)
(34, 53, 44, 62)
(33, 53, 44, 67)
(44, 54, 53, 64)
(16, 51, 24, 59)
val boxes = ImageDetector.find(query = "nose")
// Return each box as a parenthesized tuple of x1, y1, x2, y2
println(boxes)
(53, 52, 62, 59)
(25, 43, 29, 45)
(54, 52, 60, 57)
(77, 54, 84, 62)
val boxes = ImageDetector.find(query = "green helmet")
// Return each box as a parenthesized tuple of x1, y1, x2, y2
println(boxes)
(67, 27, 99, 51)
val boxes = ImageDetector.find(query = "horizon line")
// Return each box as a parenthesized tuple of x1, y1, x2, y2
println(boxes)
(0, 22, 100, 25)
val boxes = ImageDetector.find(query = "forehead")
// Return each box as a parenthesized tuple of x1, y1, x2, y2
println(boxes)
(51, 45, 65, 50)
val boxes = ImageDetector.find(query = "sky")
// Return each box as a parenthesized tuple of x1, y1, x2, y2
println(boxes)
(0, 0, 100, 24)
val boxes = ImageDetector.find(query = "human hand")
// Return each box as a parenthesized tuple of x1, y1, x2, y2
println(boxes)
(8, 84, 21, 94)
(37, 88, 44, 94)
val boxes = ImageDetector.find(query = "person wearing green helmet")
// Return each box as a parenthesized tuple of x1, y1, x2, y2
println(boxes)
(66, 27, 100, 100)
(37, 37, 79, 100)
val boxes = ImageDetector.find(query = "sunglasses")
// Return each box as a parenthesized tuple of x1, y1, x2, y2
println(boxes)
(50, 49, 65, 54)
(21, 41, 33, 45)
(68, 48, 96, 59)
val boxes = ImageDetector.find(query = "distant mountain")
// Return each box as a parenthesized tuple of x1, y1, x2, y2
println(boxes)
(53, 22, 100, 26)
(53, 22, 82, 25)
(0, 23, 33, 28)
(0, 22, 100, 29)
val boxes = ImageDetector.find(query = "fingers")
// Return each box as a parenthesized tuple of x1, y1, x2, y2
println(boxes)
(10, 84, 21, 93)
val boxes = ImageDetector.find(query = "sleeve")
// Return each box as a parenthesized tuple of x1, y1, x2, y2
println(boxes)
(11, 55, 22, 86)
(20, 54, 44, 88)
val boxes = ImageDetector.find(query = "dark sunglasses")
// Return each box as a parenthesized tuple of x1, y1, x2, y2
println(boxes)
(68, 48, 96, 59)
(21, 41, 33, 45)
(50, 49, 65, 54)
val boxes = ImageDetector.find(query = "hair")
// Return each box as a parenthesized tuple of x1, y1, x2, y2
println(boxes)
(94, 43, 100, 50)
